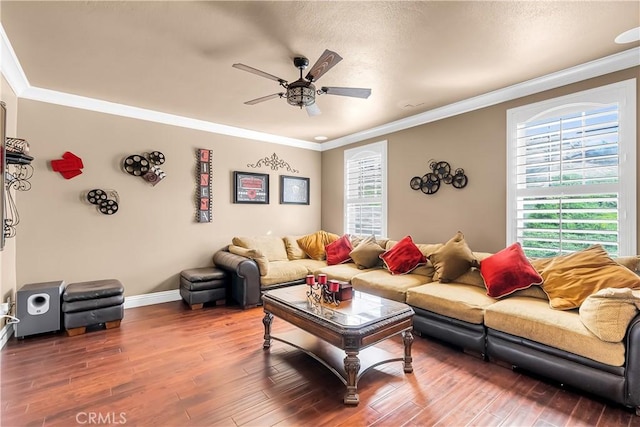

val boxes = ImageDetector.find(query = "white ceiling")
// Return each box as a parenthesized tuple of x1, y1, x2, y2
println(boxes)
(1, 1, 639, 145)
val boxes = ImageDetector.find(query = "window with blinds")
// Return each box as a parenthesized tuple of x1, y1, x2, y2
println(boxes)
(344, 141, 387, 237)
(507, 80, 636, 258)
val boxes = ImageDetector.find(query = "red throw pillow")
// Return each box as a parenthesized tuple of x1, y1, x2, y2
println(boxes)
(480, 242, 543, 298)
(380, 235, 426, 275)
(326, 234, 353, 265)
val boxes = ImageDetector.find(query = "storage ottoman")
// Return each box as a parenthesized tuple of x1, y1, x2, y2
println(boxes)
(62, 279, 125, 336)
(180, 267, 229, 310)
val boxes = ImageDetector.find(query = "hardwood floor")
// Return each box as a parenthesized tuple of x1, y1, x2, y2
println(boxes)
(1, 301, 639, 427)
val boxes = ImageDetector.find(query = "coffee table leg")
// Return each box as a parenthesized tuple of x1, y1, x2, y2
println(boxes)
(343, 351, 361, 405)
(262, 312, 273, 349)
(403, 330, 414, 373)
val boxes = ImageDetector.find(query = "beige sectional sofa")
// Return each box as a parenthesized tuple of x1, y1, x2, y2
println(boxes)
(212, 232, 640, 415)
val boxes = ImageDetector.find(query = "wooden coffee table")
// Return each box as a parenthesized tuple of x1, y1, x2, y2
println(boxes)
(261, 285, 414, 405)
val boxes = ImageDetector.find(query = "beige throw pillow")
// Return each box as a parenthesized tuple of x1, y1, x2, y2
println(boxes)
(579, 287, 640, 342)
(349, 235, 385, 269)
(532, 245, 640, 310)
(231, 236, 288, 262)
(429, 231, 477, 283)
(614, 256, 640, 273)
(283, 236, 308, 260)
(228, 245, 269, 276)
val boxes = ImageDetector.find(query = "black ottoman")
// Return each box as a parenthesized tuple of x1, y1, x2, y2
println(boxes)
(62, 279, 125, 336)
(180, 267, 228, 310)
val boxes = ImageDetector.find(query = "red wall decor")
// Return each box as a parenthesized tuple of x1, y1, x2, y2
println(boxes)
(51, 151, 84, 179)
(197, 149, 213, 223)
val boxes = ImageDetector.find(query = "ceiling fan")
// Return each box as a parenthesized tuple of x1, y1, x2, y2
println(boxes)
(232, 49, 371, 116)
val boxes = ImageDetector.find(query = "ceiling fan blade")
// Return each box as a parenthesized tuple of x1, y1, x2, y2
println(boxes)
(320, 87, 372, 99)
(305, 49, 343, 82)
(306, 103, 321, 117)
(232, 63, 287, 84)
(244, 93, 284, 105)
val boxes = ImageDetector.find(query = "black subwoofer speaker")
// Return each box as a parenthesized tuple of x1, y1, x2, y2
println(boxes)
(15, 281, 65, 338)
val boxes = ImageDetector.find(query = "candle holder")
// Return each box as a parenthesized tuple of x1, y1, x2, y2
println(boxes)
(322, 285, 340, 306)
(306, 276, 340, 306)
(306, 282, 324, 304)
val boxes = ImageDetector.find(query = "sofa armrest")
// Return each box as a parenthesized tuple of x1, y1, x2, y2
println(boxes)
(213, 249, 261, 309)
(625, 312, 640, 411)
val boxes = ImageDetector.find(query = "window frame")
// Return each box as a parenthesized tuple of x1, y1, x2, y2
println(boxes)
(506, 79, 637, 256)
(343, 140, 388, 238)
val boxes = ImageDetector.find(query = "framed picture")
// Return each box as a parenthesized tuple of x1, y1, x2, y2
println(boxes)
(233, 171, 269, 204)
(280, 175, 310, 205)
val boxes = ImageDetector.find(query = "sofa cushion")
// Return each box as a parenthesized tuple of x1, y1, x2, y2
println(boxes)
(452, 253, 493, 289)
(579, 287, 640, 342)
(429, 231, 478, 282)
(283, 236, 309, 260)
(351, 270, 428, 302)
(315, 262, 378, 282)
(510, 285, 549, 300)
(232, 236, 288, 262)
(228, 245, 269, 276)
(480, 243, 542, 298)
(326, 234, 353, 265)
(349, 235, 385, 269)
(297, 231, 340, 260)
(380, 235, 426, 275)
(531, 245, 640, 310)
(290, 259, 328, 274)
(485, 297, 625, 366)
(260, 261, 309, 288)
(416, 243, 444, 257)
(614, 256, 640, 273)
(411, 262, 436, 280)
(387, 241, 443, 258)
(406, 282, 496, 325)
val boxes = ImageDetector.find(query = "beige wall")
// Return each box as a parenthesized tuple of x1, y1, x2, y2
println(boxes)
(8, 68, 640, 300)
(1, 75, 18, 317)
(15, 101, 321, 296)
(322, 68, 640, 254)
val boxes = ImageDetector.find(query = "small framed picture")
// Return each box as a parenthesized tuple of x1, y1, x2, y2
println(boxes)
(233, 171, 269, 204)
(280, 175, 310, 205)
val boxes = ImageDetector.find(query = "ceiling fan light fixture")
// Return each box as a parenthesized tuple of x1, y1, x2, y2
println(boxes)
(233, 49, 370, 112)
(287, 80, 316, 108)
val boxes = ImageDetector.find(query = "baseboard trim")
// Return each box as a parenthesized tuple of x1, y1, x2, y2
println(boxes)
(0, 290, 181, 350)
(0, 322, 15, 350)
(123, 289, 181, 309)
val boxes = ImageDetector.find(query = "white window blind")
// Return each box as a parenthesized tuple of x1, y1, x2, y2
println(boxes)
(507, 80, 636, 258)
(344, 141, 387, 237)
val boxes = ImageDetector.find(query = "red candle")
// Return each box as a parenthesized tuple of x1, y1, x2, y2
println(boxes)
(317, 274, 327, 285)
(306, 274, 315, 285)
(328, 280, 339, 293)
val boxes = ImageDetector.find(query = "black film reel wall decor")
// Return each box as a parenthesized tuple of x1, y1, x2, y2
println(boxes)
(123, 150, 166, 186)
(409, 160, 469, 195)
(85, 189, 120, 215)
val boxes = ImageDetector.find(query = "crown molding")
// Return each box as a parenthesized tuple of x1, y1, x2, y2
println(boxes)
(18, 86, 321, 150)
(0, 24, 29, 97)
(321, 47, 640, 151)
(1, 21, 637, 153)
(0, 24, 320, 151)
